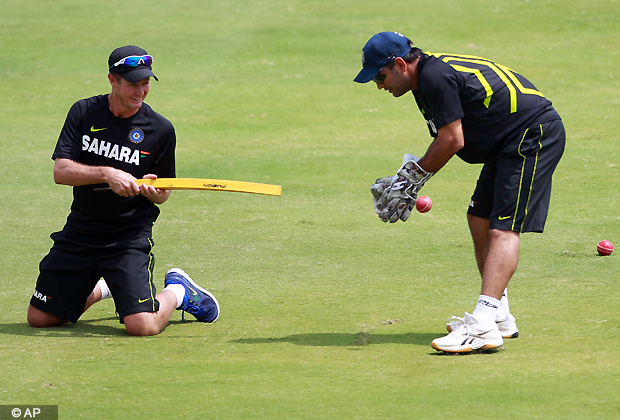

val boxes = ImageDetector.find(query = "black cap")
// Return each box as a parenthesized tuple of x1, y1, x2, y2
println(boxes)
(108, 45, 158, 83)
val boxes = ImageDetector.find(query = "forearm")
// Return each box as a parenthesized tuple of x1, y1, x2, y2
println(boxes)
(418, 139, 459, 173)
(54, 158, 140, 197)
(53, 158, 116, 186)
(417, 119, 465, 173)
(54, 159, 172, 204)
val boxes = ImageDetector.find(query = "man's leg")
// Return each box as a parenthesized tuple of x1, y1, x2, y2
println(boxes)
(123, 289, 178, 336)
(27, 282, 105, 327)
(469, 215, 516, 305)
(27, 305, 69, 327)
(468, 214, 491, 276)
(431, 218, 519, 352)
(468, 214, 519, 298)
(479, 229, 519, 300)
(29, 279, 208, 337)
(118, 268, 220, 337)
(29, 277, 186, 336)
(28, 283, 174, 336)
(467, 214, 519, 338)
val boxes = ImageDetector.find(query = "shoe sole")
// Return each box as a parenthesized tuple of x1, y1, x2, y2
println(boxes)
(166, 268, 220, 323)
(447, 325, 519, 339)
(431, 341, 503, 354)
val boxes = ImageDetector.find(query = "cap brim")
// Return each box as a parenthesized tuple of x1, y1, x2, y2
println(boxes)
(120, 68, 158, 83)
(354, 66, 382, 83)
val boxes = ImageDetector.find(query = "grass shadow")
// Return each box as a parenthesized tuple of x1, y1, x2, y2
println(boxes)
(0, 317, 125, 337)
(231, 332, 442, 347)
(0, 317, 217, 338)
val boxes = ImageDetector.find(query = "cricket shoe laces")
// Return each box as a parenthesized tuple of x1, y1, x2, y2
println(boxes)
(431, 312, 503, 353)
(182, 302, 209, 322)
(446, 316, 466, 333)
(165, 268, 220, 323)
(446, 314, 519, 339)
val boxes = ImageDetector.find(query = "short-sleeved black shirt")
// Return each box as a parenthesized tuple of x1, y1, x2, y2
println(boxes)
(413, 53, 561, 164)
(52, 95, 176, 247)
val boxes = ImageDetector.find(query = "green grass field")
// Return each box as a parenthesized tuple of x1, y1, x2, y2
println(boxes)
(1, 0, 619, 418)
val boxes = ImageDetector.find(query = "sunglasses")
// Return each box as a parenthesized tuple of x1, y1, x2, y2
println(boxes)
(372, 72, 386, 84)
(372, 47, 399, 84)
(109, 55, 153, 70)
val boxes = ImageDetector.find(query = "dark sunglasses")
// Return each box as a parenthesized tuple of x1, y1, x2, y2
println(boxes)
(372, 72, 386, 84)
(372, 47, 399, 84)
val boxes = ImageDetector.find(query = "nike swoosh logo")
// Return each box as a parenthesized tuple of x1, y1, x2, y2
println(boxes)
(138, 298, 150, 304)
(90, 126, 107, 132)
(498, 216, 511, 220)
(187, 287, 201, 304)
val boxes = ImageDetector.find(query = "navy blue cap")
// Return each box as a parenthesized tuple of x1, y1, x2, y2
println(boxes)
(354, 32, 412, 83)
(108, 45, 158, 83)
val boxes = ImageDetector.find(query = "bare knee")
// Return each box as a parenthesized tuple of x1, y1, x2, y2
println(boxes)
(123, 312, 164, 337)
(489, 228, 520, 244)
(27, 305, 68, 328)
(125, 325, 161, 337)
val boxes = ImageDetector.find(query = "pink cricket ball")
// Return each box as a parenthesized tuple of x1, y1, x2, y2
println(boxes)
(416, 196, 432, 213)
(597, 240, 614, 256)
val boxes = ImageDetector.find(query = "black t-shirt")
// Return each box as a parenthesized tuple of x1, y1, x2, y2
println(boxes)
(51, 95, 176, 247)
(413, 53, 561, 164)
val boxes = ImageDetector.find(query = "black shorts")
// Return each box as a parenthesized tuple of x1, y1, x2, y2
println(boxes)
(467, 119, 566, 233)
(30, 237, 160, 323)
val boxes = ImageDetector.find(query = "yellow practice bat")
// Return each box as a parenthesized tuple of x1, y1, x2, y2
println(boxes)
(135, 178, 281, 196)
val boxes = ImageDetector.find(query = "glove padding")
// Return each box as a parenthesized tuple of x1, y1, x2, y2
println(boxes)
(371, 176, 414, 222)
(371, 158, 433, 223)
(371, 176, 396, 212)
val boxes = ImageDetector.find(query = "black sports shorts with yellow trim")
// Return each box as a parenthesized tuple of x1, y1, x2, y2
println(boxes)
(30, 237, 160, 324)
(467, 119, 565, 233)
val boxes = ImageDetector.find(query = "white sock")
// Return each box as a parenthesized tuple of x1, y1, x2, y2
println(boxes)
(164, 284, 186, 308)
(472, 295, 500, 327)
(496, 288, 511, 321)
(97, 279, 112, 300)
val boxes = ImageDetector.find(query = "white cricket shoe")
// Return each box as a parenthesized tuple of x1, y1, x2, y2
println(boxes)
(432, 313, 503, 353)
(496, 314, 519, 339)
(447, 313, 519, 339)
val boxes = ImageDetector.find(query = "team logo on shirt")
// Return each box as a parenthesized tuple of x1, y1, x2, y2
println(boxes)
(82, 134, 146, 166)
(129, 128, 145, 144)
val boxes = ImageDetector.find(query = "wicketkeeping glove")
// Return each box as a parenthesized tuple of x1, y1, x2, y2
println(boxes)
(371, 155, 434, 223)
(371, 175, 396, 212)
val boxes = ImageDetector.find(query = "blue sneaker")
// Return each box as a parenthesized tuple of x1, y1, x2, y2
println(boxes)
(165, 268, 220, 323)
